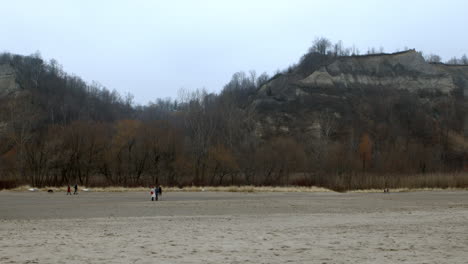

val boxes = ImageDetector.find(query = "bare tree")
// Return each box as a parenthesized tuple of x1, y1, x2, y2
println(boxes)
(309, 37, 332, 55)
(358, 133, 372, 171)
(256, 72, 270, 88)
(333, 40, 344, 56)
(181, 89, 217, 185)
(425, 54, 442, 63)
(5, 94, 42, 183)
(447, 57, 460, 65)
(367, 47, 377, 54)
(447, 55, 468, 65)
(461, 54, 468, 64)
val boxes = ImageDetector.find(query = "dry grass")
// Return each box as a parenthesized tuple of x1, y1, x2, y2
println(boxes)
(349, 187, 468, 193)
(316, 172, 468, 192)
(3, 173, 467, 193)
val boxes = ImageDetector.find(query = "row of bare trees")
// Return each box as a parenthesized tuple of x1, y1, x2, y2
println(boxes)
(1, 49, 467, 189)
(1, 88, 464, 188)
(308, 37, 468, 65)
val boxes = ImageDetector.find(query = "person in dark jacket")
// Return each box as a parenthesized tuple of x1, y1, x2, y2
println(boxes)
(73, 184, 78, 195)
(154, 186, 158, 201)
(157, 185, 162, 198)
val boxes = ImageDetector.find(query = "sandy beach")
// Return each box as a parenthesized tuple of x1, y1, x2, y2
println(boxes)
(0, 191, 467, 263)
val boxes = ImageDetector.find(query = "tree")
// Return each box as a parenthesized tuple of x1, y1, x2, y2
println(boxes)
(207, 144, 238, 185)
(105, 119, 146, 185)
(256, 72, 270, 88)
(309, 37, 332, 55)
(180, 89, 217, 185)
(333, 40, 344, 56)
(425, 54, 441, 63)
(144, 121, 182, 186)
(447, 57, 460, 65)
(461, 54, 468, 64)
(367, 47, 377, 55)
(358, 133, 372, 171)
(221, 72, 257, 107)
(23, 134, 51, 187)
(255, 137, 306, 185)
(5, 94, 43, 182)
(55, 121, 109, 186)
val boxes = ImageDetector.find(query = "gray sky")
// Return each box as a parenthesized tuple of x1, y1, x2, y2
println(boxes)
(1, 0, 467, 104)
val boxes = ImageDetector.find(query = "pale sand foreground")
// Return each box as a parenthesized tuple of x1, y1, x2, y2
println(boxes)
(0, 191, 467, 263)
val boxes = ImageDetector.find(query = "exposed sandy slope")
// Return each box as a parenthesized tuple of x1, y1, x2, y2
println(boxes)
(0, 191, 467, 263)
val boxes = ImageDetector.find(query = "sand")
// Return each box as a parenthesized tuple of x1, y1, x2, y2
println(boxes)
(0, 191, 467, 263)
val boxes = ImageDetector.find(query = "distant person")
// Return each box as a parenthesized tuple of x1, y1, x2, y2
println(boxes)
(157, 185, 162, 199)
(73, 184, 78, 195)
(154, 186, 159, 201)
(150, 186, 156, 201)
(67, 185, 71, 195)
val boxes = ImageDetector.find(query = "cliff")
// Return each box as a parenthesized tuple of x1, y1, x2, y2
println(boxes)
(251, 50, 468, 143)
(0, 64, 20, 98)
(259, 50, 468, 97)
(300, 50, 457, 93)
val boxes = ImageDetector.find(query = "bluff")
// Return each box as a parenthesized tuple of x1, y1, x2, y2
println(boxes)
(0, 64, 20, 98)
(257, 50, 468, 98)
(251, 50, 468, 152)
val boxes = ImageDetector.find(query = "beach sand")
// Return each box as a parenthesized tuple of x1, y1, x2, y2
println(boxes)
(0, 191, 467, 263)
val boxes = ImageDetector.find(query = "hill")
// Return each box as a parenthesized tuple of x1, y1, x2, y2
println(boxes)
(252, 49, 468, 142)
(0, 48, 467, 190)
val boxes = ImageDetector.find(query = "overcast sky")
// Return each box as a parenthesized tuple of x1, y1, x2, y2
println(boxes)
(1, 0, 467, 104)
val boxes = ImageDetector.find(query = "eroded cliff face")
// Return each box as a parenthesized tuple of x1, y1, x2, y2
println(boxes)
(0, 64, 23, 144)
(299, 50, 459, 93)
(432, 64, 468, 96)
(0, 64, 20, 98)
(252, 50, 468, 141)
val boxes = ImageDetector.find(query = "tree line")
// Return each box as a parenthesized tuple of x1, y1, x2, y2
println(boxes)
(0, 42, 467, 190)
(306, 37, 468, 65)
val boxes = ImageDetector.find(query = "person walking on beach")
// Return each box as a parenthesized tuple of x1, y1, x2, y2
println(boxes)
(67, 185, 72, 195)
(154, 186, 159, 201)
(150, 186, 156, 201)
(73, 184, 78, 195)
(157, 185, 162, 200)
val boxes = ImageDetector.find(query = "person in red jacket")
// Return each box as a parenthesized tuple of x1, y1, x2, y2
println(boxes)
(67, 185, 71, 195)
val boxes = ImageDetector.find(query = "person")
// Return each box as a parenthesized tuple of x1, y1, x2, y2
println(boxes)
(67, 185, 71, 195)
(154, 186, 159, 201)
(73, 184, 78, 195)
(150, 187, 155, 201)
(157, 185, 162, 199)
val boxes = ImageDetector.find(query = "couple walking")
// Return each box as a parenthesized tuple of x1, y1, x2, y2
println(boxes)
(150, 186, 162, 201)
(67, 184, 78, 195)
